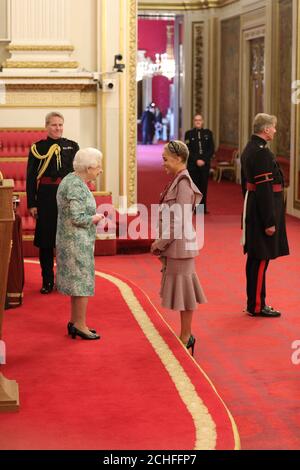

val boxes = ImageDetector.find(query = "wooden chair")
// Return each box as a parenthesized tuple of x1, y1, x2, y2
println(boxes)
(0, 176, 20, 411)
(215, 149, 239, 183)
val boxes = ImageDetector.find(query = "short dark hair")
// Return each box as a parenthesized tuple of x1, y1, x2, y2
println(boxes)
(165, 140, 189, 163)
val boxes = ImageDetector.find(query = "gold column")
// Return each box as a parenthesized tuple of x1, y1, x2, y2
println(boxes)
(126, 0, 137, 208)
(291, 0, 300, 211)
(100, 0, 107, 192)
(100, 0, 137, 207)
(191, 21, 204, 125)
(119, 0, 125, 199)
(207, 16, 219, 143)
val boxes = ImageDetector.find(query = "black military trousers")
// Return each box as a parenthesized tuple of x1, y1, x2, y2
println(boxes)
(246, 256, 270, 314)
(189, 164, 210, 212)
(39, 246, 55, 286)
(142, 127, 153, 145)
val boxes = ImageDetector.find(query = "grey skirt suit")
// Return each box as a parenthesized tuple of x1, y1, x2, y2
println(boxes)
(152, 169, 207, 311)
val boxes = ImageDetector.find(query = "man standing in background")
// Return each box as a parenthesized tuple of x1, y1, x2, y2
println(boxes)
(240, 113, 289, 317)
(141, 104, 155, 145)
(185, 114, 215, 214)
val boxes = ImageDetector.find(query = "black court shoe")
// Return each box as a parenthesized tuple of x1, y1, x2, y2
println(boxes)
(70, 325, 100, 340)
(67, 322, 96, 335)
(40, 282, 54, 294)
(186, 335, 196, 356)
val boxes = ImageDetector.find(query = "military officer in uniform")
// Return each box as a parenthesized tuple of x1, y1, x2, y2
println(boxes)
(26, 112, 79, 294)
(185, 114, 214, 214)
(240, 113, 289, 317)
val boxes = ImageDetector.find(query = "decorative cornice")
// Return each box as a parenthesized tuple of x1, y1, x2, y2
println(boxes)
(138, 0, 237, 10)
(138, 1, 212, 10)
(4, 61, 79, 69)
(244, 26, 265, 41)
(0, 90, 97, 108)
(7, 45, 74, 52)
(218, 0, 237, 6)
(5, 83, 96, 92)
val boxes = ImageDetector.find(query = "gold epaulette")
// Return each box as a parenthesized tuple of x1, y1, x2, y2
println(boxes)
(31, 143, 62, 180)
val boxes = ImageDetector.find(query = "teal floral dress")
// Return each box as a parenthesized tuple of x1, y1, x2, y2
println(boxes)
(56, 172, 97, 296)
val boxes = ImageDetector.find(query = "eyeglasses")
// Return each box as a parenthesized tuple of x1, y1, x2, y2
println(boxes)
(168, 141, 180, 156)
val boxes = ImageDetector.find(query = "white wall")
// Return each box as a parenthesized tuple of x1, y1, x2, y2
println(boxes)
(69, 0, 97, 72)
(0, 106, 97, 147)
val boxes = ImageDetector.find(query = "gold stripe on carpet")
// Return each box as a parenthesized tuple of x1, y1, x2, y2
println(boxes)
(96, 270, 217, 450)
(128, 278, 241, 451)
(24, 260, 233, 450)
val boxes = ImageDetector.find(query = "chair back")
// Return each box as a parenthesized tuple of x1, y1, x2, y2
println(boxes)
(231, 149, 239, 165)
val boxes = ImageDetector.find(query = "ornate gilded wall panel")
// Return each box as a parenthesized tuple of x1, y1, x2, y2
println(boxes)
(191, 22, 204, 123)
(0, 88, 97, 108)
(277, 0, 292, 158)
(293, 0, 300, 210)
(249, 36, 265, 128)
(127, 0, 137, 207)
(219, 16, 240, 146)
(0, 91, 96, 108)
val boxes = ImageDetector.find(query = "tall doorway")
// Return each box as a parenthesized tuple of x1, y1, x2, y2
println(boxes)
(137, 14, 184, 145)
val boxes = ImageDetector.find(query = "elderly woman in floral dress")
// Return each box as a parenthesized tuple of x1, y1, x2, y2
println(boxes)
(56, 147, 104, 340)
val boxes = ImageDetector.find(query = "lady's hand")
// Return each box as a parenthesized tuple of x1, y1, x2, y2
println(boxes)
(151, 242, 161, 256)
(30, 207, 38, 218)
(92, 213, 105, 225)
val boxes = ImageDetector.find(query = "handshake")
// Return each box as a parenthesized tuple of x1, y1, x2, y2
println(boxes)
(92, 213, 105, 225)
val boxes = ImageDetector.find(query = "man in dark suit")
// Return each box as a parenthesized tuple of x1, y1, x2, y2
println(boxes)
(240, 113, 289, 317)
(141, 105, 155, 144)
(26, 112, 79, 294)
(185, 114, 214, 214)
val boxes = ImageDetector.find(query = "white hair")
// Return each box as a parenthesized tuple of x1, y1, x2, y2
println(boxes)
(253, 113, 277, 134)
(73, 147, 103, 172)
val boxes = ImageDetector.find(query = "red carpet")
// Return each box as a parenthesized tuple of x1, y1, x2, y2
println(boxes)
(94, 245, 300, 450)
(1, 147, 299, 449)
(137, 144, 168, 209)
(0, 261, 238, 450)
(94, 151, 300, 450)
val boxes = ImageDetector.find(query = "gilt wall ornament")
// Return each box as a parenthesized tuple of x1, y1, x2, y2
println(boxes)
(192, 22, 204, 122)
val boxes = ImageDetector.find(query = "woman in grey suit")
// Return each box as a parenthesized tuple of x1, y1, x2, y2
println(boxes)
(151, 140, 207, 355)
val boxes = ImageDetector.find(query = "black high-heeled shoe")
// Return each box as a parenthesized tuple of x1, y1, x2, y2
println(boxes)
(70, 325, 100, 340)
(67, 322, 96, 335)
(186, 335, 196, 356)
